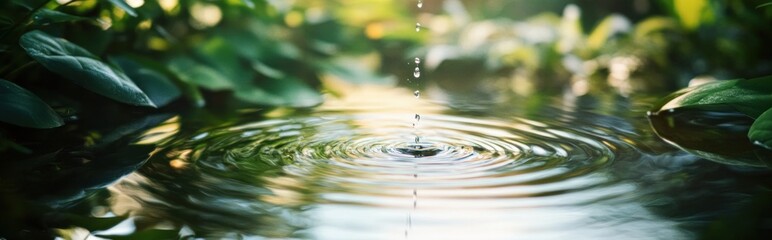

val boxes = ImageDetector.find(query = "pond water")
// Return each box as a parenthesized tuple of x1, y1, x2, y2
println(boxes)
(29, 85, 772, 239)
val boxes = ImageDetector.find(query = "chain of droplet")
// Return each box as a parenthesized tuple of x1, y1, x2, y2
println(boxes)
(407, 2, 423, 239)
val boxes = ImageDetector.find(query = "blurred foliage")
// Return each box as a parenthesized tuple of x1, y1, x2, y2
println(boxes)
(2, 0, 772, 237)
(418, 0, 772, 98)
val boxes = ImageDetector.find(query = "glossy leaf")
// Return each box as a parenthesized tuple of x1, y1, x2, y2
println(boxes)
(110, 56, 181, 107)
(656, 76, 772, 118)
(32, 9, 88, 25)
(0, 79, 63, 128)
(19, 30, 155, 107)
(107, 0, 138, 17)
(167, 57, 233, 90)
(749, 108, 772, 150)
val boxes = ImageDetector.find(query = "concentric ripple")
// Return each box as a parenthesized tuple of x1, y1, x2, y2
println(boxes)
(148, 112, 637, 210)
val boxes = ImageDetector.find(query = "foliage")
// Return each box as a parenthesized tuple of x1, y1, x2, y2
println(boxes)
(648, 76, 772, 167)
(0, 0, 407, 130)
(418, 0, 772, 98)
(0, 79, 63, 128)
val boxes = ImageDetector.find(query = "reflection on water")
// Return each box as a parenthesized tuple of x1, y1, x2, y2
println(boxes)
(52, 86, 772, 239)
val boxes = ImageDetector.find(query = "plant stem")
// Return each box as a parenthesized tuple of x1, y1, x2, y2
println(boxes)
(0, 0, 53, 41)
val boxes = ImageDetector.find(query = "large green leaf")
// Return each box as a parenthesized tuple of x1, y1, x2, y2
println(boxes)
(656, 76, 772, 118)
(110, 56, 181, 107)
(749, 108, 772, 150)
(107, 0, 138, 17)
(0, 79, 63, 128)
(32, 9, 89, 25)
(167, 57, 233, 90)
(19, 30, 155, 107)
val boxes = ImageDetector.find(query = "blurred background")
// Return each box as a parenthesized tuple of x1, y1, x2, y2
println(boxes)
(3, 0, 772, 239)
(2, 0, 771, 114)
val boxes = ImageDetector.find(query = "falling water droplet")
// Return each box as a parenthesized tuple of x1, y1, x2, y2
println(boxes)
(413, 67, 420, 78)
(414, 136, 420, 143)
(413, 90, 420, 98)
(415, 23, 421, 32)
(414, 57, 421, 64)
(415, 114, 420, 121)
(417, 0, 423, 8)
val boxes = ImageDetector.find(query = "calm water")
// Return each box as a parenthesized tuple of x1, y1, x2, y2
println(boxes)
(29, 85, 772, 239)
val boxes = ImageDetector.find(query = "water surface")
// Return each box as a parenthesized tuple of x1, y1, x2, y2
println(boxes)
(58, 85, 772, 239)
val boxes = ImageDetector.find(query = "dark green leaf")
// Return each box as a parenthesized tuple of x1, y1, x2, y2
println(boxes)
(655, 76, 772, 118)
(749, 108, 772, 150)
(167, 57, 233, 90)
(0, 79, 63, 128)
(32, 9, 89, 25)
(110, 56, 181, 107)
(235, 77, 322, 107)
(107, 0, 138, 17)
(19, 30, 155, 107)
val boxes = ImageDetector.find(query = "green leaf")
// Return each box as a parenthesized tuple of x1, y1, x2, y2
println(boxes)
(656, 76, 772, 118)
(32, 9, 89, 25)
(587, 15, 631, 52)
(0, 79, 63, 128)
(749, 108, 772, 150)
(110, 56, 181, 107)
(235, 77, 322, 107)
(107, 0, 138, 17)
(195, 37, 253, 88)
(19, 30, 155, 107)
(167, 57, 233, 90)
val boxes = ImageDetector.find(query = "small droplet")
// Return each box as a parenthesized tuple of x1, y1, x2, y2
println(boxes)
(413, 67, 420, 78)
(413, 90, 420, 98)
(415, 23, 421, 32)
(415, 114, 420, 121)
(414, 57, 421, 64)
(417, 0, 423, 8)
(414, 136, 420, 143)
